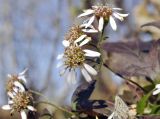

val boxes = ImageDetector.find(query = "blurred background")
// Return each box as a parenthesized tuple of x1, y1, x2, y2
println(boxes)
(0, 0, 159, 118)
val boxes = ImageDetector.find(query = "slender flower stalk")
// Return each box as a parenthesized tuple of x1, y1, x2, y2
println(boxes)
(78, 5, 129, 31)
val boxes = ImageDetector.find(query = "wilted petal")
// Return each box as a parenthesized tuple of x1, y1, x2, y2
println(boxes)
(7, 74, 12, 78)
(21, 110, 27, 119)
(14, 81, 25, 92)
(62, 40, 70, 47)
(108, 112, 114, 119)
(8, 100, 14, 104)
(83, 49, 101, 57)
(78, 9, 94, 18)
(85, 16, 95, 28)
(81, 68, 92, 82)
(109, 16, 117, 31)
(83, 63, 97, 75)
(74, 35, 87, 43)
(153, 89, 160, 95)
(2, 105, 11, 110)
(27, 105, 36, 111)
(98, 17, 104, 32)
(79, 38, 91, 47)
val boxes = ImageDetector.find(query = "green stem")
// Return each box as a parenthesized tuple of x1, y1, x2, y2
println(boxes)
(30, 90, 75, 116)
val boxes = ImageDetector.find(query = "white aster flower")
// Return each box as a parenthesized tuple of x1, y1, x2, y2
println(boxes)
(57, 45, 100, 84)
(6, 69, 28, 94)
(62, 25, 98, 47)
(78, 5, 129, 31)
(153, 84, 160, 95)
(2, 91, 36, 119)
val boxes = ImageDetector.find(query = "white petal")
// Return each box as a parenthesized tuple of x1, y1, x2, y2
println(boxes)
(113, 13, 124, 21)
(21, 110, 27, 119)
(56, 62, 64, 68)
(108, 112, 114, 119)
(18, 76, 27, 83)
(27, 105, 36, 111)
(81, 68, 92, 82)
(112, 7, 123, 10)
(19, 68, 28, 76)
(153, 89, 160, 95)
(62, 40, 70, 47)
(98, 17, 104, 32)
(85, 16, 95, 28)
(67, 70, 76, 84)
(83, 63, 97, 75)
(8, 100, 14, 104)
(2, 105, 11, 110)
(7, 92, 14, 98)
(57, 54, 64, 60)
(13, 87, 19, 93)
(14, 81, 25, 92)
(7, 74, 12, 78)
(109, 16, 117, 31)
(116, 12, 129, 17)
(82, 29, 98, 33)
(78, 9, 94, 18)
(59, 67, 67, 76)
(156, 84, 160, 89)
(83, 49, 101, 57)
(74, 35, 87, 43)
(79, 38, 91, 47)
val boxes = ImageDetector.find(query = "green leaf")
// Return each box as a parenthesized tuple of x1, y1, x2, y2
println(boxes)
(137, 92, 151, 114)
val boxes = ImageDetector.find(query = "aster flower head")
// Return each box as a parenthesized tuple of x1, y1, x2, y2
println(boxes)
(6, 69, 28, 95)
(57, 44, 101, 84)
(78, 5, 129, 31)
(153, 84, 160, 95)
(2, 91, 36, 119)
(62, 25, 98, 47)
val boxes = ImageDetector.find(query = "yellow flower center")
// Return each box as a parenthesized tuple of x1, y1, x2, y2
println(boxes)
(12, 92, 32, 112)
(64, 46, 85, 68)
(94, 6, 112, 19)
(65, 25, 84, 43)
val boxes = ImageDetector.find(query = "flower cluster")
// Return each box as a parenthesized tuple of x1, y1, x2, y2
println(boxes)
(58, 25, 100, 84)
(78, 5, 129, 31)
(57, 4, 129, 84)
(2, 69, 36, 119)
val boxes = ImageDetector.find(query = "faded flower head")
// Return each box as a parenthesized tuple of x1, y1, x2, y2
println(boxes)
(78, 5, 129, 31)
(57, 45, 100, 84)
(6, 69, 28, 95)
(62, 25, 98, 47)
(2, 91, 36, 119)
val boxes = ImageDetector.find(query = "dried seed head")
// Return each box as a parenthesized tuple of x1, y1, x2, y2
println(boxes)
(64, 45, 85, 68)
(12, 91, 32, 112)
(65, 25, 84, 43)
(6, 75, 21, 92)
(94, 6, 112, 19)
